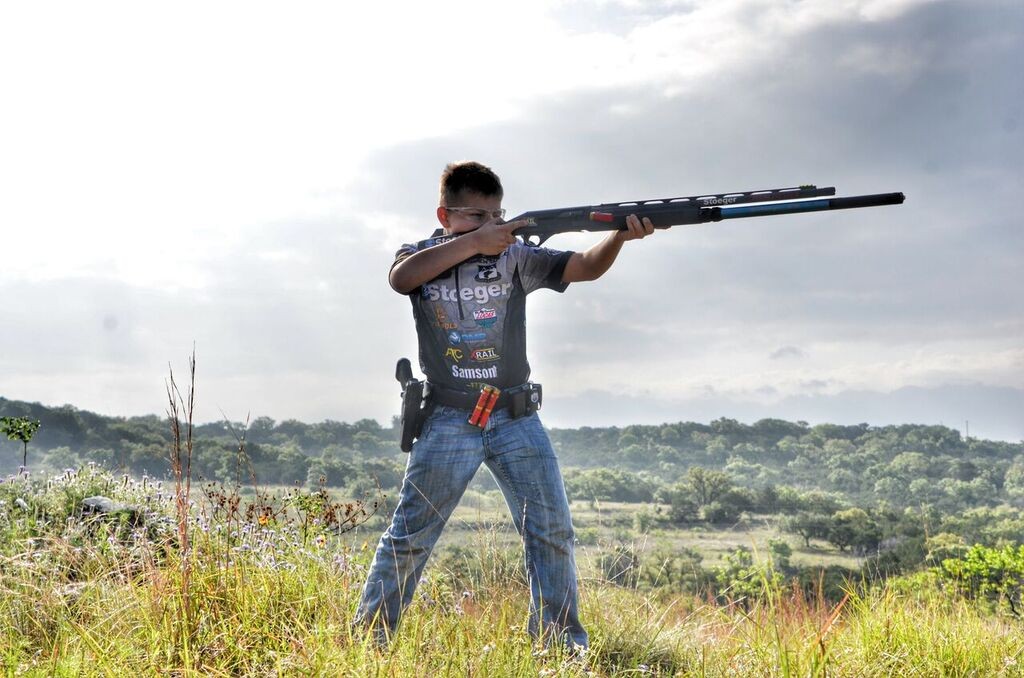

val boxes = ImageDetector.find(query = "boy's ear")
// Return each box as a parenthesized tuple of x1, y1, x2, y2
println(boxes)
(436, 206, 450, 228)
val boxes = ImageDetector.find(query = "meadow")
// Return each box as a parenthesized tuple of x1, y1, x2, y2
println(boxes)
(2, 464, 1022, 677)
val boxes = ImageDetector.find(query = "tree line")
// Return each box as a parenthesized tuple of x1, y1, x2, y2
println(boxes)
(3, 397, 1022, 575)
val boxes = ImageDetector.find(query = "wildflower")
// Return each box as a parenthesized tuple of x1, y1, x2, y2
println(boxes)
(481, 643, 495, 655)
(315, 534, 327, 548)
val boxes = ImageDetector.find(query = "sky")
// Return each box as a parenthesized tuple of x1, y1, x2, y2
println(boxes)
(1, 0, 1021, 441)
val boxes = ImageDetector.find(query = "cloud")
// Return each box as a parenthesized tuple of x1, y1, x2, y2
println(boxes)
(1, 0, 1020, 432)
(346, 0, 1023, 416)
(770, 346, 807, 360)
(355, 4, 1020, 347)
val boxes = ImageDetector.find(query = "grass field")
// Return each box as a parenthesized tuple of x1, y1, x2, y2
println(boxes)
(4, 466, 1022, 676)
(419, 493, 864, 577)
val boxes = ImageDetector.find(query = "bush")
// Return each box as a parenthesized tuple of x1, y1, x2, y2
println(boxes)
(938, 543, 1024, 616)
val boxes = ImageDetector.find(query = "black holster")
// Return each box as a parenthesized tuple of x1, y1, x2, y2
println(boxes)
(396, 358, 432, 453)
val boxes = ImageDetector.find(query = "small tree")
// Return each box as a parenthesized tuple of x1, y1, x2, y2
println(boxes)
(1, 416, 41, 468)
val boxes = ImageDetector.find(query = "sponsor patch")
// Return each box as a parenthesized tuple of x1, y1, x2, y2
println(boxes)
(448, 330, 487, 344)
(473, 308, 498, 327)
(470, 347, 500, 362)
(452, 364, 498, 380)
(423, 282, 512, 304)
(434, 306, 457, 330)
(444, 347, 464, 361)
(475, 261, 501, 282)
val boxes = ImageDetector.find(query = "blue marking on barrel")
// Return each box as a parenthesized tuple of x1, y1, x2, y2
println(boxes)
(719, 199, 831, 218)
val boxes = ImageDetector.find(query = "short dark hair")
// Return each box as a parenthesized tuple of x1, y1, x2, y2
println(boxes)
(439, 161, 503, 206)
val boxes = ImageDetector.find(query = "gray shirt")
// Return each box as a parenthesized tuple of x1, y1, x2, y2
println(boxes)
(394, 230, 573, 393)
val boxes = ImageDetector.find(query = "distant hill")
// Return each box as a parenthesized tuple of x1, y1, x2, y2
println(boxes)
(544, 383, 1024, 443)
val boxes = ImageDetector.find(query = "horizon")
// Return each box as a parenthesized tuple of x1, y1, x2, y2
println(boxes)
(3, 382, 1020, 444)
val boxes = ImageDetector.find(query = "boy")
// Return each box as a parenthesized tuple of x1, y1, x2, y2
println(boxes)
(356, 161, 654, 650)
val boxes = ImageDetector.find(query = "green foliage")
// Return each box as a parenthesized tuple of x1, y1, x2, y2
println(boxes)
(0, 464, 176, 571)
(633, 507, 655, 533)
(563, 468, 655, 503)
(938, 544, 1024, 616)
(636, 546, 707, 591)
(1, 415, 41, 467)
(433, 537, 527, 592)
(784, 511, 832, 548)
(827, 507, 882, 554)
(3, 462, 1024, 674)
(714, 546, 783, 603)
(767, 538, 793, 570)
(4, 396, 1024, 587)
(599, 544, 641, 587)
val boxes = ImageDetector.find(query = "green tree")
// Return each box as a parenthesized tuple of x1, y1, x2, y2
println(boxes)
(888, 451, 931, 480)
(659, 424, 682, 446)
(1, 416, 41, 468)
(784, 511, 832, 548)
(686, 467, 733, 508)
(657, 482, 699, 524)
(714, 547, 782, 603)
(1005, 460, 1024, 501)
(702, 487, 754, 525)
(828, 508, 881, 554)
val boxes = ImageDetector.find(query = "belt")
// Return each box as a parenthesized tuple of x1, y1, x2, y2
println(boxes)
(427, 383, 515, 411)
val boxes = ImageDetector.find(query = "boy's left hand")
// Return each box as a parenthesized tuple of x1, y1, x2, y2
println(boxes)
(617, 214, 655, 241)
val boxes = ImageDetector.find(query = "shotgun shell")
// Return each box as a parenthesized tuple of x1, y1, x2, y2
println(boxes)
(467, 387, 492, 427)
(476, 386, 502, 428)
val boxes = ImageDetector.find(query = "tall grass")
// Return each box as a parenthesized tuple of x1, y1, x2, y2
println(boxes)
(3, 460, 1023, 676)
(165, 349, 197, 666)
(2, 355, 1021, 674)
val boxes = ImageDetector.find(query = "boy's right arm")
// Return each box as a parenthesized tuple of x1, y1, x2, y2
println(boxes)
(389, 220, 523, 294)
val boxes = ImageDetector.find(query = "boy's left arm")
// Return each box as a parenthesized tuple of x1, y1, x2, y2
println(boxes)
(561, 214, 655, 283)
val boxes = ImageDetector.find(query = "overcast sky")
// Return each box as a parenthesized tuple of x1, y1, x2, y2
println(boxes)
(1, 0, 1021, 441)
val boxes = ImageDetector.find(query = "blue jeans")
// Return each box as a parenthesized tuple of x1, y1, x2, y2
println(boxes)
(355, 405, 587, 649)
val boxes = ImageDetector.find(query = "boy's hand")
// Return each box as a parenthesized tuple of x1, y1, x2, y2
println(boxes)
(471, 219, 523, 256)
(615, 214, 655, 242)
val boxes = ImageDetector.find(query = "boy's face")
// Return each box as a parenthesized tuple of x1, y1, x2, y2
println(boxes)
(436, 191, 504, 235)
